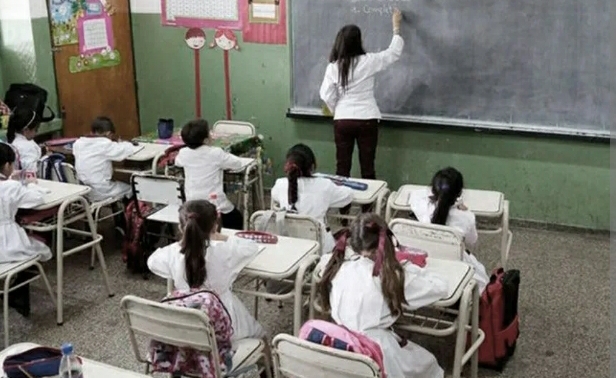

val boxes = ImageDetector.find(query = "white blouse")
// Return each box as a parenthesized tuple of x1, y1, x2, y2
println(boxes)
(11, 134, 41, 173)
(320, 34, 404, 120)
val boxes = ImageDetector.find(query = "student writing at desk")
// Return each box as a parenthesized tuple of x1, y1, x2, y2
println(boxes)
(73, 116, 140, 230)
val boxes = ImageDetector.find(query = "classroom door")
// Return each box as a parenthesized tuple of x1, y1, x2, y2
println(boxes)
(48, 0, 140, 138)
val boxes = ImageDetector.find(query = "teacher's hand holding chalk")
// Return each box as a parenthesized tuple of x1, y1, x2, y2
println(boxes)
(392, 8, 402, 34)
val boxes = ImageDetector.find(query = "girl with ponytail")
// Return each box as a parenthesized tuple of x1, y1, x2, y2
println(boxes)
(316, 213, 448, 378)
(148, 200, 265, 341)
(271, 143, 354, 254)
(408, 167, 489, 293)
(7, 107, 42, 174)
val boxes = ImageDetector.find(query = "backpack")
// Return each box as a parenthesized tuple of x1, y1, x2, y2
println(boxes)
(122, 200, 159, 277)
(4, 83, 55, 122)
(477, 268, 520, 370)
(149, 289, 242, 378)
(37, 153, 67, 182)
(299, 319, 386, 377)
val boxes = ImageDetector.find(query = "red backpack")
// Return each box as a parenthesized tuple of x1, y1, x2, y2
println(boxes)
(121, 200, 155, 278)
(477, 268, 520, 370)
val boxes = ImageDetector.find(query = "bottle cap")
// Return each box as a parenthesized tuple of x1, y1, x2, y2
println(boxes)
(61, 343, 73, 355)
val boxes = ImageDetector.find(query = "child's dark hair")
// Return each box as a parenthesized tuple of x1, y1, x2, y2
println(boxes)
(318, 213, 407, 317)
(430, 167, 464, 225)
(181, 119, 210, 149)
(284, 143, 316, 210)
(0, 143, 17, 169)
(91, 116, 116, 134)
(178, 200, 218, 288)
(7, 107, 39, 143)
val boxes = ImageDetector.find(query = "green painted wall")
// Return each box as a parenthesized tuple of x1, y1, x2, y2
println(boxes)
(11, 13, 608, 229)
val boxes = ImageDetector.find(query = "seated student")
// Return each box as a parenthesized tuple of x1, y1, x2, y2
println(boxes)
(175, 119, 246, 230)
(148, 200, 266, 341)
(408, 167, 489, 293)
(73, 116, 138, 202)
(317, 213, 448, 378)
(0, 143, 52, 264)
(7, 107, 42, 175)
(271, 143, 353, 254)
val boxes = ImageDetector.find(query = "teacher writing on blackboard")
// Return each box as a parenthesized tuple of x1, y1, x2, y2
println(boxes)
(320, 8, 403, 185)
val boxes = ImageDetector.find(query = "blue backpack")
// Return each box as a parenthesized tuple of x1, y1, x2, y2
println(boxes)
(37, 153, 67, 182)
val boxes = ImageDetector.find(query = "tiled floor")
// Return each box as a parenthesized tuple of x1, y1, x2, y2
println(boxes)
(1, 225, 609, 377)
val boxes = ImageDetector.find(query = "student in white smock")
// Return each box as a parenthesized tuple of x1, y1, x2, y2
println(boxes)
(0, 143, 52, 263)
(174, 119, 246, 230)
(317, 213, 447, 378)
(72, 116, 139, 202)
(7, 107, 42, 174)
(408, 167, 489, 294)
(148, 200, 266, 341)
(271, 143, 354, 254)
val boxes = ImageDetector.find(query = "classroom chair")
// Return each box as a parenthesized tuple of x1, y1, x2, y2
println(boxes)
(213, 120, 266, 227)
(388, 218, 484, 378)
(388, 218, 465, 261)
(272, 333, 382, 378)
(0, 257, 56, 347)
(60, 163, 126, 270)
(120, 295, 272, 378)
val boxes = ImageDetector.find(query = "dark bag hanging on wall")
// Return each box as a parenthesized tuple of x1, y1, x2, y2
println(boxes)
(4, 83, 55, 122)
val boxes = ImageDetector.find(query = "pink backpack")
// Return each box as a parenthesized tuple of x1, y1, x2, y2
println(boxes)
(299, 320, 386, 377)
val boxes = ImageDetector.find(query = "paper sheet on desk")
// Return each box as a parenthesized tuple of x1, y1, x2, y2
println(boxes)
(27, 183, 52, 194)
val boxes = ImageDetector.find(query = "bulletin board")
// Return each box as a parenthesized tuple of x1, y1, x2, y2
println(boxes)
(161, 0, 245, 30)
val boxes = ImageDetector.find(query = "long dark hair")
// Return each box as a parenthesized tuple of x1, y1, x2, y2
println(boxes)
(7, 107, 39, 143)
(284, 143, 316, 211)
(329, 25, 366, 90)
(430, 167, 464, 225)
(178, 200, 218, 288)
(318, 213, 407, 317)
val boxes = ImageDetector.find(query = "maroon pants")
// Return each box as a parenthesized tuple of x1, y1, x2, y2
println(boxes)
(333, 119, 379, 179)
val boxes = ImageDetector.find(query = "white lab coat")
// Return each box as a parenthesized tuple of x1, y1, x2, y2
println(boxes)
(175, 146, 245, 214)
(318, 252, 447, 378)
(0, 178, 52, 263)
(72, 137, 138, 202)
(408, 188, 489, 293)
(320, 35, 404, 120)
(147, 236, 265, 341)
(11, 133, 41, 173)
(271, 176, 354, 254)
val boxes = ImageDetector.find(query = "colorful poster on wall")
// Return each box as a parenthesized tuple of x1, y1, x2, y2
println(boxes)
(242, 0, 287, 44)
(49, 0, 83, 46)
(161, 0, 245, 30)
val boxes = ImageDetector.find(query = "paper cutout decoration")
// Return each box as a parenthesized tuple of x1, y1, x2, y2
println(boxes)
(210, 29, 239, 120)
(185, 28, 206, 50)
(243, 0, 286, 44)
(161, 0, 244, 30)
(69, 47, 121, 73)
(185, 28, 206, 118)
(49, 0, 82, 46)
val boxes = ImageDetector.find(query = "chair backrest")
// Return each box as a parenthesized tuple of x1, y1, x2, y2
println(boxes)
(60, 162, 79, 185)
(273, 334, 381, 378)
(120, 295, 222, 376)
(131, 173, 185, 206)
(250, 210, 321, 246)
(388, 218, 464, 261)
(212, 120, 256, 136)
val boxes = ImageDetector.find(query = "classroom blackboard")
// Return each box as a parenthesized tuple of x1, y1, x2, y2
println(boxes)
(289, 0, 612, 138)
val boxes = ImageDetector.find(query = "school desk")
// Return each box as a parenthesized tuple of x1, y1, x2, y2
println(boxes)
(386, 185, 513, 269)
(221, 228, 320, 337)
(397, 258, 483, 378)
(318, 177, 389, 223)
(0, 343, 151, 378)
(21, 180, 114, 325)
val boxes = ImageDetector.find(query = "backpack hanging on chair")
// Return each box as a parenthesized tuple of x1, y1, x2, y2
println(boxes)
(122, 200, 159, 278)
(37, 153, 67, 182)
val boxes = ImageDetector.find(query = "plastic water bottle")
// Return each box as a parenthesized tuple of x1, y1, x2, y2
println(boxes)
(59, 343, 83, 378)
(209, 193, 222, 232)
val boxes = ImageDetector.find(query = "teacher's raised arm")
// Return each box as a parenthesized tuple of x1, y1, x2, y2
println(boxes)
(319, 8, 403, 190)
